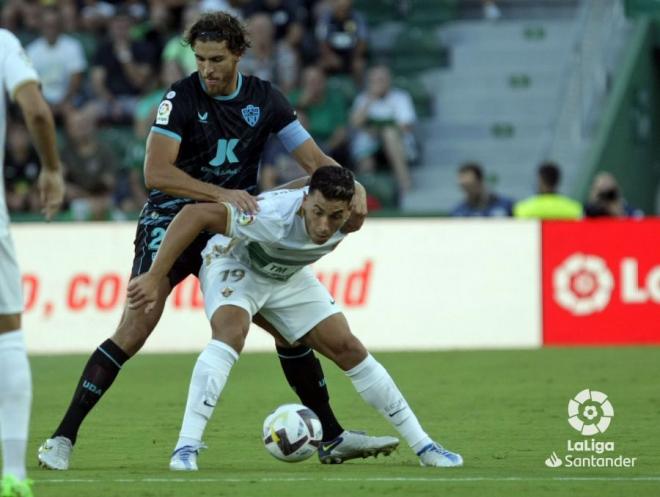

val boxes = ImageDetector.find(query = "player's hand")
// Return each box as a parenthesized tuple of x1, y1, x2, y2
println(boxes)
(343, 181, 367, 233)
(216, 187, 259, 213)
(37, 168, 65, 221)
(127, 273, 160, 313)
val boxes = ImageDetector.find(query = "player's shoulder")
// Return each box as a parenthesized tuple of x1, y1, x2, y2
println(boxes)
(167, 72, 200, 96)
(242, 74, 283, 100)
(0, 29, 21, 49)
(256, 188, 305, 219)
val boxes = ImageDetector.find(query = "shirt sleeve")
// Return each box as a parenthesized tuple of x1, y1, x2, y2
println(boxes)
(225, 198, 285, 243)
(66, 38, 87, 74)
(150, 83, 192, 142)
(2, 32, 39, 100)
(269, 84, 298, 133)
(394, 90, 416, 126)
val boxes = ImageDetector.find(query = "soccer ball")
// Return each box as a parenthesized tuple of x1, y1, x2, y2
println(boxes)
(262, 404, 323, 462)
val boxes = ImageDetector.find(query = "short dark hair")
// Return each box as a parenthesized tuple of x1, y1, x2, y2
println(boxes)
(538, 161, 561, 189)
(458, 162, 483, 182)
(183, 12, 250, 55)
(309, 166, 355, 203)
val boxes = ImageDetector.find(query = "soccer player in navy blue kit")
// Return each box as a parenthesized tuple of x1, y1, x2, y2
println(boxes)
(38, 12, 398, 470)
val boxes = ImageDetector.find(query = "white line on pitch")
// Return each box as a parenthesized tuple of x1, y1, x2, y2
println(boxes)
(35, 476, 660, 484)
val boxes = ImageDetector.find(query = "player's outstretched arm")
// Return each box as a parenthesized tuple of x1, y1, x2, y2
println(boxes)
(127, 203, 229, 311)
(14, 81, 65, 220)
(144, 133, 259, 213)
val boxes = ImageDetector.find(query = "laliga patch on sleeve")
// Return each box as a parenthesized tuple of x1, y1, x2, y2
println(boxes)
(166, 90, 176, 99)
(237, 211, 256, 226)
(156, 100, 173, 125)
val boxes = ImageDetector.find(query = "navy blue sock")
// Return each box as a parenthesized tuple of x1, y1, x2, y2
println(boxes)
(52, 339, 129, 444)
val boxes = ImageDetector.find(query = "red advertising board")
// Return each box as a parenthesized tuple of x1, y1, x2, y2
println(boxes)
(542, 219, 660, 345)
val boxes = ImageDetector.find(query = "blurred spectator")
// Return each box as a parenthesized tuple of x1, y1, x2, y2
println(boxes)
(90, 7, 158, 124)
(450, 162, 513, 217)
(350, 65, 416, 193)
(4, 121, 41, 214)
(26, 6, 87, 121)
(483, 0, 502, 20)
(316, 0, 367, 83)
(1, 0, 41, 36)
(60, 108, 119, 220)
(198, 0, 247, 19)
(240, 13, 299, 93)
(288, 65, 349, 165)
(244, 0, 303, 42)
(162, 4, 200, 81)
(584, 172, 643, 218)
(514, 162, 583, 219)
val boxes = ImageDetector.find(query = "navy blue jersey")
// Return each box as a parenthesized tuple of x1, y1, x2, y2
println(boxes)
(148, 72, 298, 214)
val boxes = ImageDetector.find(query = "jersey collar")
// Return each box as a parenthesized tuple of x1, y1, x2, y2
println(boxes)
(198, 72, 243, 101)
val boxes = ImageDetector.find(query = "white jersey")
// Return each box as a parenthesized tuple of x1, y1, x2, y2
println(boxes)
(201, 188, 346, 281)
(0, 29, 39, 234)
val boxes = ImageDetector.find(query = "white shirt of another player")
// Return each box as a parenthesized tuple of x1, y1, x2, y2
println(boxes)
(201, 188, 346, 281)
(0, 29, 40, 235)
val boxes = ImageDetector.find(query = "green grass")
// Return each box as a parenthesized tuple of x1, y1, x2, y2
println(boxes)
(26, 348, 660, 496)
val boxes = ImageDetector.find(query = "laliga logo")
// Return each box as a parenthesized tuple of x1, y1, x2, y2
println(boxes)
(554, 253, 660, 316)
(568, 389, 614, 435)
(553, 254, 613, 316)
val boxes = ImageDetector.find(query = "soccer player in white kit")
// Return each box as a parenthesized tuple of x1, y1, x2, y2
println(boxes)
(128, 166, 462, 470)
(0, 29, 65, 497)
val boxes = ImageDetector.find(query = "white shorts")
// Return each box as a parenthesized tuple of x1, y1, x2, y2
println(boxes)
(199, 257, 341, 344)
(0, 234, 23, 314)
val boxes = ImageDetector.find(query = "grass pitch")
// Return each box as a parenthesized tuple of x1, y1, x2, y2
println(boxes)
(27, 348, 660, 497)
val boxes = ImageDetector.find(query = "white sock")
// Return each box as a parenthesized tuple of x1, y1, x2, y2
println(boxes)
(0, 330, 32, 480)
(346, 354, 431, 453)
(175, 340, 239, 451)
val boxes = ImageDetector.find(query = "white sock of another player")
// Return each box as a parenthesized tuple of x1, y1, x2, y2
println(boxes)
(175, 340, 239, 451)
(0, 330, 32, 480)
(346, 354, 432, 454)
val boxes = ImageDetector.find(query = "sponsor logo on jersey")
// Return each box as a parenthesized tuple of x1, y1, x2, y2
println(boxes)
(156, 100, 173, 125)
(241, 104, 260, 127)
(237, 211, 256, 226)
(197, 111, 208, 123)
(209, 138, 239, 166)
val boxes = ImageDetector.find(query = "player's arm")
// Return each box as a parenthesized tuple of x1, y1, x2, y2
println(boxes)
(14, 82, 65, 220)
(127, 202, 230, 310)
(144, 132, 258, 212)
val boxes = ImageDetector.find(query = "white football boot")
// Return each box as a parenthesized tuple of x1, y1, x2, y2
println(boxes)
(417, 442, 463, 467)
(169, 443, 207, 471)
(38, 436, 73, 470)
(318, 431, 399, 464)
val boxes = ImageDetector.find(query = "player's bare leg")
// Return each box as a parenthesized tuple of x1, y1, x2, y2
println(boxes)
(38, 278, 171, 470)
(302, 314, 463, 467)
(0, 314, 33, 494)
(170, 305, 248, 470)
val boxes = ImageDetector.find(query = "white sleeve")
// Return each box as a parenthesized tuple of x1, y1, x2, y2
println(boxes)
(1, 31, 39, 100)
(394, 90, 416, 126)
(66, 38, 87, 73)
(226, 198, 285, 243)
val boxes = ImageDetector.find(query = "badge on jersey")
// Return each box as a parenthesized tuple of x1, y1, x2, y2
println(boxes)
(237, 211, 256, 226)
(166, 90, 176, 99)
(241, 105, 260, 127)
(156, 100, 173, 125)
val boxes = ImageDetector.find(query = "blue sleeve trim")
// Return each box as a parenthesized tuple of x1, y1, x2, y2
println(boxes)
(150, 126, 182, 142)
(277, 120, 311, 153)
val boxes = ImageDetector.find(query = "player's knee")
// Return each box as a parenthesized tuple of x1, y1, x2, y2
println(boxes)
(328, 335, 367, 371)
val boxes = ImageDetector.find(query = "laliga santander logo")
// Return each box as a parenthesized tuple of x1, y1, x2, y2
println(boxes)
(553, 254, 614, 316)
(553, 252, 660, 316)
(568, 389, 614, 435)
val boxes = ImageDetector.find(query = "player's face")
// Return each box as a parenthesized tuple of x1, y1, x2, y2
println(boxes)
(302, 190, 351, 244)
(193, 40, 241, 96)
